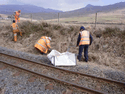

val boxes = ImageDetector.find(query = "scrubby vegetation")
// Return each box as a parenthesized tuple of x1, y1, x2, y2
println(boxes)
(94, 27, 125, 57)
(1, 21, 125, 58)
(0, 21, 124, 71)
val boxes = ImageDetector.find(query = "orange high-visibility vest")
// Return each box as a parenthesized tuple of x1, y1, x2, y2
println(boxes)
(34, 36, 51, 54)
(79, 30, 90, 45)
(15, 11, 20, 18)
(11, 23, 19, 33)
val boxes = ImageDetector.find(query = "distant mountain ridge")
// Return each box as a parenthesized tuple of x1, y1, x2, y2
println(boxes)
(0, 4, 62, 14)
(61, 2, 125, 17)
(85, 4, 94, 8)
(0, 2, 125, 20)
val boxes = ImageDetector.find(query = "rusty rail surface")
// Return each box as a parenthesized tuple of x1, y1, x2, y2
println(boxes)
(0, 60, 103, 94)
(0, 53, 124, 86)
(0, 52, 125, 93)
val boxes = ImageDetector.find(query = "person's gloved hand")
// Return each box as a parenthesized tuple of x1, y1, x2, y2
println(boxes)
(89, 43, 92, 46)
(49, 48, 52, 51)
(48, 48, 52, 53)
(76, 45, 78, 47)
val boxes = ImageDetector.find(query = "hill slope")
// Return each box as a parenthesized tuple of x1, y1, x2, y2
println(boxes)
(22, 2, 125, 20)
(1, 2, 125, 20)
(59, 2, 125, 18)
(0, 5, 62, 14)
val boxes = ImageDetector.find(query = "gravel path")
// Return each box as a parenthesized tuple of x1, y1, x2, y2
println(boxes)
(0, 46, 125, 94)
(0, 63, 86, 94)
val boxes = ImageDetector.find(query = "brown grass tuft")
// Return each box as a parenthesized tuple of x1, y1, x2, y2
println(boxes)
(1, 21, 125, 71)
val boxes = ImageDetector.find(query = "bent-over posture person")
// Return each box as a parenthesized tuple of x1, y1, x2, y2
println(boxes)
(34, 36, 51, 55)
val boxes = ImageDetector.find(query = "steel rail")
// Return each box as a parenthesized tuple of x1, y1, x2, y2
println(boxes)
(0, 60, 104, 94)
(0, 53, 124, 86)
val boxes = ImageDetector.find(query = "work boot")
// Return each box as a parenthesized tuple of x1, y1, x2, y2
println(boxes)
(20, 32, 22, 36)
(84, 59, 88, 62)
(85, 60, 88, 62)
(14, 33, 17, 42)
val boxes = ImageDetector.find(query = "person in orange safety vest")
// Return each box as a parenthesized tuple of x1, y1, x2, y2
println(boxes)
(76, 26, 93, 62)
(14, 10, 21, 23)
(34, 36, 52, 55)
(11, 20, 22, 42)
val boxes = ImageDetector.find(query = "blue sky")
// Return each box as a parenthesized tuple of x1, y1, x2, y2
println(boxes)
(0, 0, 125, 11)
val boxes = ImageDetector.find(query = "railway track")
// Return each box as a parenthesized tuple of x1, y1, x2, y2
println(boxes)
(0, 52, 125, 94)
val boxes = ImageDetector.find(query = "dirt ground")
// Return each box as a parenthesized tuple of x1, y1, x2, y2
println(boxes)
(0, 20, 125, 73)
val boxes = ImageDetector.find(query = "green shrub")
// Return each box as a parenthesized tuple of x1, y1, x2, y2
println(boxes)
(53, 25, 61, 30)
(102, 27, 121, 38)
(68, 26, 74, 33)
(60, 28, 66, 35)
(42, 22, 50, 27)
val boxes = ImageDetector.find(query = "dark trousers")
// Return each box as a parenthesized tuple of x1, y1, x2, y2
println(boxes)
(77, 45, 89, 62)
(35, 48, 46, 55)
(40, 51, 46, 55)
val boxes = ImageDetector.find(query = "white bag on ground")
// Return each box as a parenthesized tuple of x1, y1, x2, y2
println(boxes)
(47, 50, 77, 66)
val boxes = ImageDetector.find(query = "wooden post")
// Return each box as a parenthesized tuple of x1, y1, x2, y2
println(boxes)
(11, 15, 13, 22)
(31, 14, 32, 22)
(121, 12, 124, 28)
(95, 12, 97, 29)
(58, 13, 59, 24)
(121, 12, 123, 24)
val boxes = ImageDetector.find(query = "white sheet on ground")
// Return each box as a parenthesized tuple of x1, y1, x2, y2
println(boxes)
(47, 50, 77, 66)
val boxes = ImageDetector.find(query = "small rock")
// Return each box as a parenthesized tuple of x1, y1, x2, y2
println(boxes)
(0, 66, 7, 70)
(45, 83, 54, 90)
(28, 77, 36, 82)
(0, 87, 5, 94)
(103, 44, 108, 49)
(63, 89, 73, 94)
(13, 72, 20, 76)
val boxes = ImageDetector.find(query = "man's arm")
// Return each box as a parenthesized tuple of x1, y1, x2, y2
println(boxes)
(90, 34, 93, 45)
(46, 40, 52, 52)
(46, 40, 51, 49)
(76, 33, 81, 46)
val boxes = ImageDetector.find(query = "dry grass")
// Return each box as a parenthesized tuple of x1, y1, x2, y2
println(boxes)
(0, 21, 125, 72)
(93, 27, 125, 57)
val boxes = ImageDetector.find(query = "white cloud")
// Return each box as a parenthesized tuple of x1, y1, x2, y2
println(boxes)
(58, 1, 84, 11)
(64, 0, 99, 4)
(1, 0, 100, 11)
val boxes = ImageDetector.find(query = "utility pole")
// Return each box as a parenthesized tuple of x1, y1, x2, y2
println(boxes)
(95, 12, 97, 29)
(11, 14, 13, 22)
(58, 13, 59, 24)
(121, 12, 124, 29)
(31, 14, 32, 22)
(121, 12, 123, 24)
